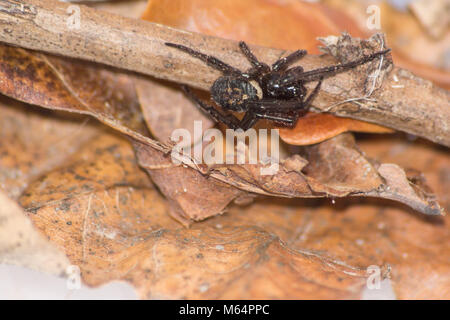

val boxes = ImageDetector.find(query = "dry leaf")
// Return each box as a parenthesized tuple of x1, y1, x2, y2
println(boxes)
(134, 78, 214, 142)
(279, 112, 393, 145)
(0, 190, 69, 276)
(0, 45, 148, 135)
(133, 140, 243, 224)
(0, 97, 99, 199)
(409, 0, 450, 39)
(17, 135, 449, 299)
(143, 0, 365, 52)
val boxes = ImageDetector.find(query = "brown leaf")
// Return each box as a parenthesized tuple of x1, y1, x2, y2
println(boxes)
(0, 190, 69, 275)
(409, 0, 449, 39)
(143, 0, 365, 52)
(358, 135, 450, 214)
(0, 0, 441, 224)
(133, 140, 243, 225)
(17, 138, 372, 298)
(380, 1, 450, 70)
(0, 42, 239, 223)
(134, 78, 214, 142)
(0, 45, 148, 135)
(0, 0, 446, 300)
(0, 96, 99, 199)
(367, 163, 442, 216)
(302, 133, 383, 193)
(131, 0, 436, 221)
(199, 133, 441, 216)
(0, 11, 230, 224)
(19, 134, 449, 298)
(19, 133, 153, 212)
(279, 112, 393, 145)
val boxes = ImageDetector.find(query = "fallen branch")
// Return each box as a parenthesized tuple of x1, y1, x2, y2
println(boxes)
(0, 0, 448, 146)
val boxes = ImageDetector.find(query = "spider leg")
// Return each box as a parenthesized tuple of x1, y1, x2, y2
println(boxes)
(252, 77, 323, 127)
(282, 49, 390, 84)
(183, 86, 263, 131)
(182, 86, 243, 130)
(238, 41, 262, 68)
(272, 49, 307, 72)
(248, 99, 303, 111)
(236, 111, 259, 131)
(303, 77, 323, 107)
(166, 42, 242, 76)
(246, 100, 301, 127)
(239, 42, 270, 70)
(238, 41, 271, 79)
(254, 112, 297, 126)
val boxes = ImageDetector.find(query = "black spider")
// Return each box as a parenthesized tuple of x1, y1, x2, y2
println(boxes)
(166, 41, 390, 130)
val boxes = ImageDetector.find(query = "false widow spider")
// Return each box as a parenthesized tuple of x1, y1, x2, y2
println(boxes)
(166, 41, 390, 130)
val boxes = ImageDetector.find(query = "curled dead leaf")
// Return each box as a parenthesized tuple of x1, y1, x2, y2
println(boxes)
(134, 77, 214, 143)
(133, 140, 243, 225)
(279, 112, 393, 145)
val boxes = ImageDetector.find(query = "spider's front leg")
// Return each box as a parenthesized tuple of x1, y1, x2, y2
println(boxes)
(238, 41, 271, 79)
(272, 49, 307, 72)
(283, 49, 390, 83)
(284, 77, 323, 126)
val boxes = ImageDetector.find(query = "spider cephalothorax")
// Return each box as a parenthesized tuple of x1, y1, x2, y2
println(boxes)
(166, 41, 390, 131)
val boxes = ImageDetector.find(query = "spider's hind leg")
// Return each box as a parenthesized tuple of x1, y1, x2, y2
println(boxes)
(254, 112, 298, 127)
(304, 77, 323, 107)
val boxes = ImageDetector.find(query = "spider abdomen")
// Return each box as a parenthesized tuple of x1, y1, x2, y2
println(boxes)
(211, 76, 260, 112)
